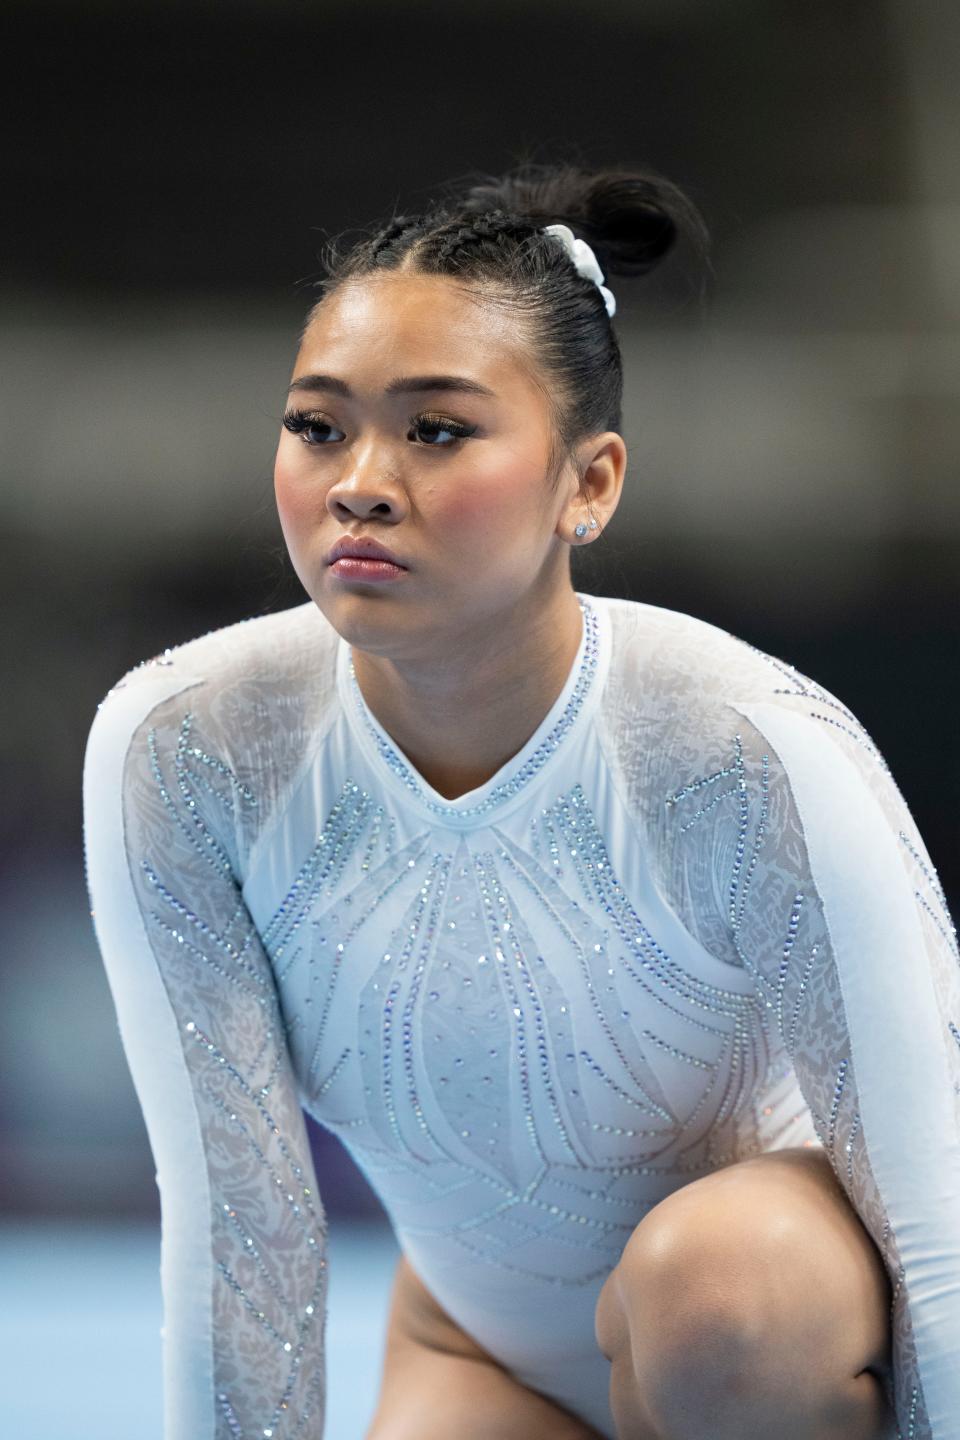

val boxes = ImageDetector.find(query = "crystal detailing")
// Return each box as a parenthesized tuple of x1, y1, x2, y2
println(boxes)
(217, 1392, 243, 1438)
(664, 759, 739, 810)
(730, 735, 767, 935)
(259, 765, 766, 1292)
(845, 1109, 861, 1184)
(261, 781, 382, 962)
(181, 1019, 324, 1225)
(899, 829, 960, 961)
(89, 594, 956, 1436)
(669, 732, 819, 1063)
(663, 703, 953, 1436)
(110, 696, 331, 1436)
(141, 860, 272, 999)
(145, 717, 233, 878)
(520, 784, 761, 1141)
(905, 1384, 919, 1438)
(826, 1057, 848, 1158)
(346, 598, 600, 820)
(785, 945, 821, 1057)
(471, 847, 582, 1165)
(737, 639, 895, 773)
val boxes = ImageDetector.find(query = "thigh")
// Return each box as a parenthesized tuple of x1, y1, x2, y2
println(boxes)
(365, 1253, 603, 1440)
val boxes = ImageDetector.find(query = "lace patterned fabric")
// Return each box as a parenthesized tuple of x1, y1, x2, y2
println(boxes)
(83, 592, 960, 1439)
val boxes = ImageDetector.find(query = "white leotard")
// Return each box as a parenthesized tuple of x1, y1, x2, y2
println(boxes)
(82, 591, 960, 1439)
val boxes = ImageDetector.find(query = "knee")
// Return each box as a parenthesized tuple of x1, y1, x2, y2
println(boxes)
(599, 1189, 774, 1343)
(597, 1225, 760, 1376)
(594, 1194, 798, 1431)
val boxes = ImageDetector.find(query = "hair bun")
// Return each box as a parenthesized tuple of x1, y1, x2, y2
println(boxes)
(452, 159, 709, 278)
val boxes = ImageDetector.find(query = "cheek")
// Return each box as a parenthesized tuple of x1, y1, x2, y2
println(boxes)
(273, 450, 318, 545)
(434, 453, 545, 546)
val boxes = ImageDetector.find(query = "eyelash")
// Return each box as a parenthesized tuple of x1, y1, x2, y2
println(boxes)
(282, 407, 477, 448)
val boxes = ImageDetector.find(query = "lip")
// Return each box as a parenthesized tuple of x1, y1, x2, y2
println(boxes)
(327, 536, 408, 567)
(329, 557, 408, 584)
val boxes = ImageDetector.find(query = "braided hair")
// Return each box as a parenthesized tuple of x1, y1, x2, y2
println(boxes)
(303, 161, 709, 492)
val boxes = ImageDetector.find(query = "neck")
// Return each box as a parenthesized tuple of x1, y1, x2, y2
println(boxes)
(350, 585, 585, 801)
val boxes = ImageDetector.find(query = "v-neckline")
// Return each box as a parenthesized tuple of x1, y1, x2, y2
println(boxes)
(336, 593, 607, 828)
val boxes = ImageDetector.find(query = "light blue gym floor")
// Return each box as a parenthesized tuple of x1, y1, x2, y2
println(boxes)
(0, 1218, 400, 1440)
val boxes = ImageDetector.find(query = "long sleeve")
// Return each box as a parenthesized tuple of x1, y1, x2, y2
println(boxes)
(82, 656, 329, 1439)
(659, 685, 960, 1439)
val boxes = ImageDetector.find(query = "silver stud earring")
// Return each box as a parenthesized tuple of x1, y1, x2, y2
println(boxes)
(574, 515, 600, 540)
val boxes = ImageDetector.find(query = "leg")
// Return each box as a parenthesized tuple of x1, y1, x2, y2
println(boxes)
(365, 1253, 604, 1440)
(594, 1146, 894, 1440)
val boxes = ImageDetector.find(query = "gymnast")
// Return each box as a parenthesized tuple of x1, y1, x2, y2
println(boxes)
(83, 159, 960, 1439)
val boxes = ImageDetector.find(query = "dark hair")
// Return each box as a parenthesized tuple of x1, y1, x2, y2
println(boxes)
(304, 160, 710, 495)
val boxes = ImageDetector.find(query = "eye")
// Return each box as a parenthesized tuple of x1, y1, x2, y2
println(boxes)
(281, 407, 477, 448)
(408, 412, 477, 447)
(282, 409, 343, 445)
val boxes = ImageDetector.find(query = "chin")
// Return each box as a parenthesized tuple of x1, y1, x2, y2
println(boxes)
(318, 592, 424, 652)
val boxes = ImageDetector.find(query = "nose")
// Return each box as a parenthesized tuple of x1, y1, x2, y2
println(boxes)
(326, 446, 407, 522)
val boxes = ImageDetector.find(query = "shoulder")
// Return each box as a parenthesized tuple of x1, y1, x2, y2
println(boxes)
(83, 602, 342, 873)
(595, 592, 888, 816)
(600, 593, 825, 711)
(87, 600, 338, 756)
(594, 598, 949, 979)
(603, 592, 865, 722)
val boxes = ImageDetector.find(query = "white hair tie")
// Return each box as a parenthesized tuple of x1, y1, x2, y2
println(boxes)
(542, 223, 616, 317)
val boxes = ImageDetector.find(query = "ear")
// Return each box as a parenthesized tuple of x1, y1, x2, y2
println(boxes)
(563, 431, 627, 539)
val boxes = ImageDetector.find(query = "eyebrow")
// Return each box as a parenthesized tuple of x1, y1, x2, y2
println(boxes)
(287, 372, 497, 400)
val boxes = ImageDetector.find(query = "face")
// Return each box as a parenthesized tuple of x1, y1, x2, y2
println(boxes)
(274, 270, 587, 662)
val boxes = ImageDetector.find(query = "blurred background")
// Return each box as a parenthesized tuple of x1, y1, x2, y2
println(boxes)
(2, 0, 957, 1435)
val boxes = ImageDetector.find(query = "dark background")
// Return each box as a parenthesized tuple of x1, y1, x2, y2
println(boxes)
(3, 0, 957, 1224)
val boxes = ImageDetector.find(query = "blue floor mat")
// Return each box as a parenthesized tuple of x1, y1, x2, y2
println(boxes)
(0, 1218, 400, 1440)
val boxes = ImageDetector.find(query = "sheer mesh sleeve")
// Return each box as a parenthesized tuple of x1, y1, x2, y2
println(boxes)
(83, 659, 329, 1439)
(659, 689, 960, 1439)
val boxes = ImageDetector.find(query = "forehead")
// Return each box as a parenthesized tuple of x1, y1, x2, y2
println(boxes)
(296, 271, 534, 388)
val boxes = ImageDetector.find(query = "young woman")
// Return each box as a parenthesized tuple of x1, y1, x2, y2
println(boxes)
(83, 161, 959, 1440)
